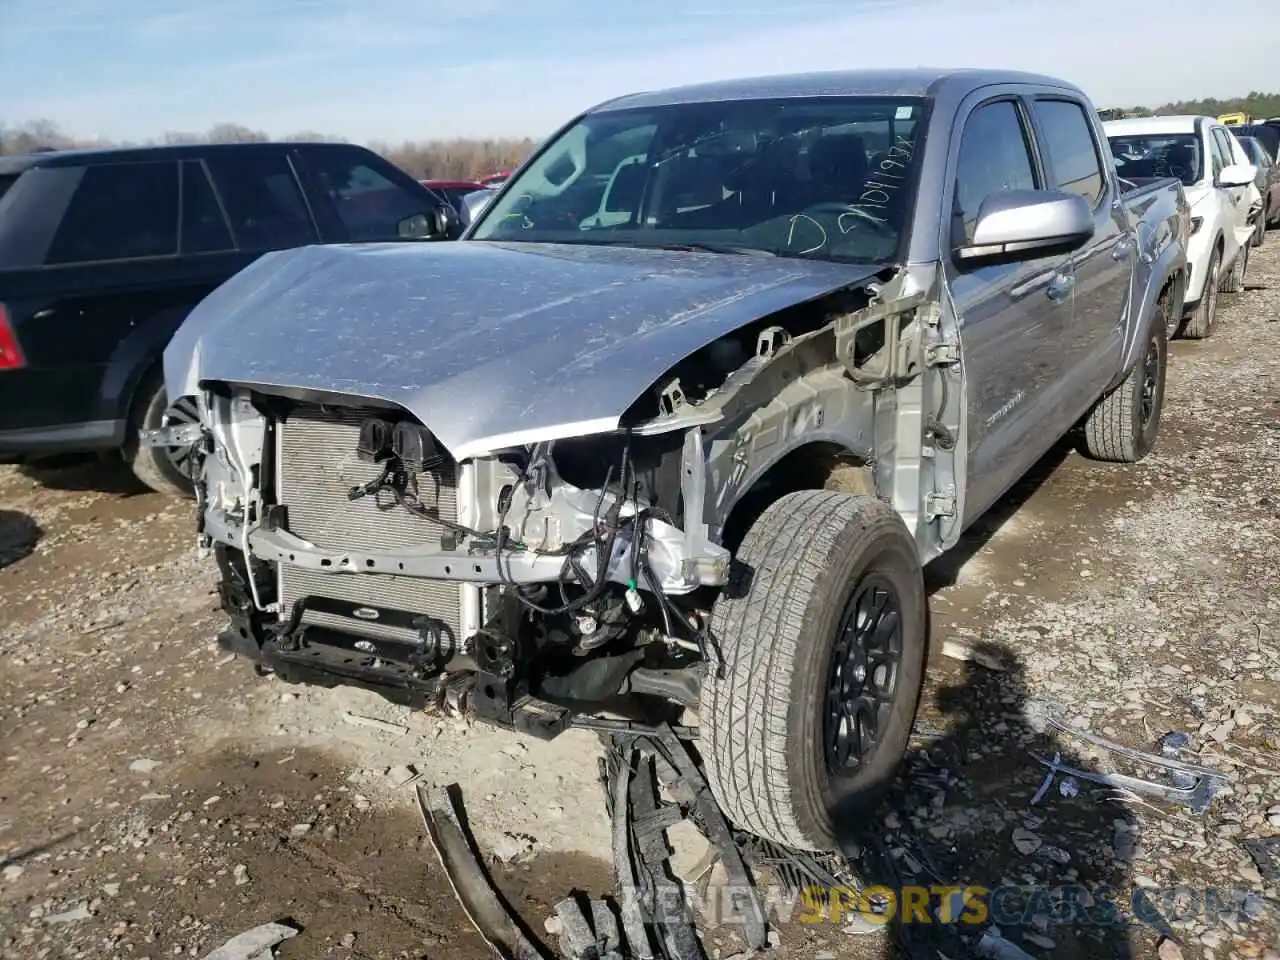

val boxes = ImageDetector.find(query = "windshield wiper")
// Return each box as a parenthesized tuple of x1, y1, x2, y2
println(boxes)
(605, 239, 777, 257)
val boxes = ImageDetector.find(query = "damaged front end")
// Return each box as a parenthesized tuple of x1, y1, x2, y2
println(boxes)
(154, 243, 961, 741)
(166, 384, 738, 738)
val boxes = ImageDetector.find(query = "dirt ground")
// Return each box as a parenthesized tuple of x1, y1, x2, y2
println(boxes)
(2, 240, 1279, 960)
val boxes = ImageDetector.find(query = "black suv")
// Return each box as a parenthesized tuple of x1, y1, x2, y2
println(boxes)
(0, 141, 457, 494)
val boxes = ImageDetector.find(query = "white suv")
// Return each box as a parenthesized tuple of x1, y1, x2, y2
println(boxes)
(1105, 115, 1259, 338)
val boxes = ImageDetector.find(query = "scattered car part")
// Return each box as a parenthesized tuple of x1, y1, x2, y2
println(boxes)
(602, 726, 768, 958)
(416, 783, 551, 960)
(199, 921, 300, 960)
(975, 926, 1040, 960)
(1242, 837, 1280, 883)
(553, 896, 625, 960)
(1039, 717, 1229, 813)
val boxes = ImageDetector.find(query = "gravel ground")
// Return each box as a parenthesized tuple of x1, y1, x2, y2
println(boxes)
(2, 240, 1278, 960)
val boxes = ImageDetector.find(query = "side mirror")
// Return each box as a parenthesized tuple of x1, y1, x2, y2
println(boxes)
(954, 189, 1094, 265)
(397, 203, 460, 241)
(1217, 163, 1258, 188)
(460, 187, 498, 227)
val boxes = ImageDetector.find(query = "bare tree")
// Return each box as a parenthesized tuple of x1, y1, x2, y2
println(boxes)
(0, 117, 535, 178)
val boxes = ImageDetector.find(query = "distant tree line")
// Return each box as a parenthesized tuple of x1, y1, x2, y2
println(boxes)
(1098, 91, 1280, 121)
(0, 119, 537, 181)
(6, 91, 1280, 175)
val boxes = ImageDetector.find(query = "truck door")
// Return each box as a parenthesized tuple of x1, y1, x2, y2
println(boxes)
(942, 96, 1076, 526)
(1027, 97, 1127, 412)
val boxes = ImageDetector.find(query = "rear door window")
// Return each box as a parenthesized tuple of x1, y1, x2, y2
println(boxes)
(205, 152, 318, 250)
(303, 148, 434, 241)
(1032, 98, 1106, 207)
(44, 161, 180, 264)
(181, 160, 234, 253)
(952, 100, 1039, 246)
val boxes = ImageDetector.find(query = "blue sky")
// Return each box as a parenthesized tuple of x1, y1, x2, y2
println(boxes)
(1, 0, 1275, 143)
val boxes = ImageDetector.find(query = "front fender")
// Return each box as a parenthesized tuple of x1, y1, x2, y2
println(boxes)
(1115, 234, 1186, 387)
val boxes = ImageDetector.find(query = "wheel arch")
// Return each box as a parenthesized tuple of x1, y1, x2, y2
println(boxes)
(717, 439, 875, 554)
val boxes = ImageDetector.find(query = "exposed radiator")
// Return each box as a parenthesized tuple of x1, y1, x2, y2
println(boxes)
(274, 404, 462, 644)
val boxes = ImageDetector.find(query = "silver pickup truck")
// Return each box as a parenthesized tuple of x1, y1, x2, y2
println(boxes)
(159, 68, 1189, 854)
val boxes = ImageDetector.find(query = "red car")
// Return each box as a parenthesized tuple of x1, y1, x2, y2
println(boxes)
(478, 171, 510, 188)
(420, 179, 485, 211)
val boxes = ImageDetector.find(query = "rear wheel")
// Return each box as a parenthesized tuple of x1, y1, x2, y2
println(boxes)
(1080, 300, 1168, 463)
(1222, 241, 1250, 294)
(122, 372, 198, 497)
(700, 490, 927, 852)
(1182, 247, 1220, 340)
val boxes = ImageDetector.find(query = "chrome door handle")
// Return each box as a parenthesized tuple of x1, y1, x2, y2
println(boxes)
(1046, 273, 1074, 303)
(32, 308, 56, 320)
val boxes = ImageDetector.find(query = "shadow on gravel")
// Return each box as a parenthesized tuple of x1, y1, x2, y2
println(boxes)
(924, 440, 1073, 595)
(16, 452, 149, 497)
(830, 646, 1141, 960)
(0, 509, 41, 570)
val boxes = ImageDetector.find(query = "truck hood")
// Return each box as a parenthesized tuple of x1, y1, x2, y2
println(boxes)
(165, 240, 880, 460)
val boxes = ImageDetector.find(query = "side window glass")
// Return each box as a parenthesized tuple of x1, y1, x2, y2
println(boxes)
(206, 153, 318, 250)
(1208, 130, 1226, 178)
(305, 151, 431, 241)
(953, 100, 1038, 247)
(1032, 99, 1105, 206)
(45, 162, 179, 265)
(181, 161, 234, 253)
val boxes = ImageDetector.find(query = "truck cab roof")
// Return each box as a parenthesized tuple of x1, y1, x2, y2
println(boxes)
(590, 67, 1082, 112)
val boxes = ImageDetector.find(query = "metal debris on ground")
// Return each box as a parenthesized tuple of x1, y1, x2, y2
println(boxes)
(973, 925, 1040, 960)
(417, 783, 551, 960)
(600, 724, 768, 959)
(939, 637, 1009, 671)
(1242, 836, 1280, 883)
(553, 896, 625, 960)
(198, 921, 300, 960)
(1032, 715, 1230, 813)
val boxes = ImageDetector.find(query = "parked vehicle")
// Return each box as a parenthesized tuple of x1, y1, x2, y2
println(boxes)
(0, 141, 459, 493)
(420, 179, 485, 212)
(1236, 136, 1280, 244)
(1105, 115, 1258, 339)
(1234, 123, 1280, 162)
(479, 171, 510, 188)
(159, 69, 1188, 853)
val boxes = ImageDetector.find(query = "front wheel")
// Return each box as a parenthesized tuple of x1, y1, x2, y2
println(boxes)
(700, 490, 927, 852)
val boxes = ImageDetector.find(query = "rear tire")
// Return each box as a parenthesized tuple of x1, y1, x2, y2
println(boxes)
(1080, 300, 1168, 463)
(1222, 241, 1249, 294)
(700, 490, 927, 852)
(122, 371, 197, 498)
(1182, 247, 1219, 340)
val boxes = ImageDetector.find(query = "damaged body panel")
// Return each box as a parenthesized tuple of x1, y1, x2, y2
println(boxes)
(160, 68, 1189, 855)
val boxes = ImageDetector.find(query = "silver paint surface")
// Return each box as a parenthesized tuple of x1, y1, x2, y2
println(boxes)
(165, 240, 878, 459)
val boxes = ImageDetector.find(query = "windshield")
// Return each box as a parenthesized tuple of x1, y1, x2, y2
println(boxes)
(468, 96, 928, 264)
(1106, 133, 1202, 187)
